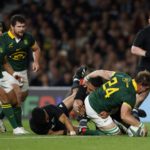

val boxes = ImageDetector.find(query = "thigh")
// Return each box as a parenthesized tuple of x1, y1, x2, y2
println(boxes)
(0, 87, 9, 104)
(84, 96, 120, 135)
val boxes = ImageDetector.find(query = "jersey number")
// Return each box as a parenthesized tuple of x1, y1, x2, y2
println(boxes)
(102, 77, 119, 98)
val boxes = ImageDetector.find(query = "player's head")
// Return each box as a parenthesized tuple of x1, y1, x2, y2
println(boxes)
(85, 77, 103, 93)
(31, 107, 49, 125)
(135, 70, 150, 94)
(10, 14, 26, 38)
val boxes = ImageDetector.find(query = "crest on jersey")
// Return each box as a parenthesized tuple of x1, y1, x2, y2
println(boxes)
(24, 39, 28, 45)
(11, 51, 27, 60)
(8, 43, 13, 48)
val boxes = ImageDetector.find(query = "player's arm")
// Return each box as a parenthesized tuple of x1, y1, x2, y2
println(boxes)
(59, 113, 76, 135)
(131, 29, 150, 57)
(31, 41, 41, 72)
(131, 46, 147, 57)
(3, 56, 23, 82)
(73, 86, 86, 116)
(47, 130, 65, 135)
(3, 56, 14, 75)
(121, 102, 147, 137)
(121, 102, 140, 127)
(84, 70, 115, 81)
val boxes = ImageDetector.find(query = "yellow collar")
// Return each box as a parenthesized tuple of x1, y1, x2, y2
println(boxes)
(8, 30, 15, 39)
(132, 79, 137, 91)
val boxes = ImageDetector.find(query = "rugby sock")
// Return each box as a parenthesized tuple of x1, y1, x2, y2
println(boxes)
(1, 104, 18, 129)
(0, 111, 5, 119)
(13, 107, 22, 127)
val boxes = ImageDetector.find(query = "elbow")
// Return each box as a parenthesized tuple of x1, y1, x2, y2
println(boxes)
(131, 46, 137, 54)
(121, 113, 127, 122)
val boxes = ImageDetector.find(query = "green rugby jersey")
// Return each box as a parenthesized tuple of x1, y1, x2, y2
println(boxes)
(0, 36, 6, 78)
(1, 30, 35, 71)
(88, 72, 137, 114)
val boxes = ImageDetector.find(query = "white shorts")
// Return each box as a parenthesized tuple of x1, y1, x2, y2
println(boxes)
(0, 77, 14, 93)
(2, 70, 29, 92)
(84, 96, 114, 128)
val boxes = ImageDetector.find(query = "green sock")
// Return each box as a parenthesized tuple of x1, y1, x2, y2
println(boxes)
(2, 104, 18, 129)
(0, 107, 5, 119)
(0, 111, 5, 119)
(13, 107, 22, 127)
(83, 129, 106, 136)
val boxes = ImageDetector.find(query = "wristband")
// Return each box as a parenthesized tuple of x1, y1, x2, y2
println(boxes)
(145, 51, 150, 57)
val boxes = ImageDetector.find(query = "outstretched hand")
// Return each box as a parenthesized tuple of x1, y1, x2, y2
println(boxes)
(32, 62, 40, 72)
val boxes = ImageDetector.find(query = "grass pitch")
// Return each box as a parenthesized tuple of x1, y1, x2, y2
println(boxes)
(0, 120, 150, 150)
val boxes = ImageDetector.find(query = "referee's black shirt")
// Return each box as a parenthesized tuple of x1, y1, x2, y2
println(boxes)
(133, 25, 150, 71)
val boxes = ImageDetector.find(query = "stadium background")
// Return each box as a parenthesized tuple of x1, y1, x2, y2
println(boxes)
(0, 0, 150, 121)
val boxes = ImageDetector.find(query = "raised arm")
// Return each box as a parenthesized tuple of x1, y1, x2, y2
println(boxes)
(85, 70, 115, 81)
(131, 46, 147, 57)
(59, 113, 76, 135)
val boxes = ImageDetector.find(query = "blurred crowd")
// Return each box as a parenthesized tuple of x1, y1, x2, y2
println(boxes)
(0, 0, 150, 86)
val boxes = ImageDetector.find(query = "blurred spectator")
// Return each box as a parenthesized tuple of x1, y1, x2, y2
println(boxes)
(0, 0, 150, 86)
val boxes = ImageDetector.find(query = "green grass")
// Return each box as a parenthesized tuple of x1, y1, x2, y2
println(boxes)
(0, 120, 150, 150)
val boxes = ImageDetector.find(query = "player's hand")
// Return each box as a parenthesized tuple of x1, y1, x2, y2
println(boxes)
(127, 123, 148, 137)
(32, 62, 40, 72)
(13, 72, 24, 86)
(69, 130, 76, 136)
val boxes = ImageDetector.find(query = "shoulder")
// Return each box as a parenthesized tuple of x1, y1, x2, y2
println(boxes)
(112, 72, 131, 79)
(24, 32, 35, 39)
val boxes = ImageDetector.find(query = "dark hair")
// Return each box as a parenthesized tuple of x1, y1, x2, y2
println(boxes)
(135, 70, 150, 87)
(89, 77, 103, 87)
(10, 14, 26, 26)
(31, 107, 46, 125)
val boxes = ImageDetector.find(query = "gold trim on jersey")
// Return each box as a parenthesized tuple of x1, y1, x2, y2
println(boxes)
(132, 79, 137, 91)
(8, 30, 15, 39)
(123, 102, 132, 109)
(111, 72, 116, 77)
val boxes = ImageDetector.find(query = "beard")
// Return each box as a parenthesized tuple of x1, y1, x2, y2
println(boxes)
(14, 30, 25, 38)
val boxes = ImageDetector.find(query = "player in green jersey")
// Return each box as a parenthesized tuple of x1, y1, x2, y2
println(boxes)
(0, 14, 40, 133)
(82, 70, 150, 136)
(0, 37, 27, 134)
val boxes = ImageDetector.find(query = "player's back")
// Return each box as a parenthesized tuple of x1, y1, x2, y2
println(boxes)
(89, 72, 136, 113)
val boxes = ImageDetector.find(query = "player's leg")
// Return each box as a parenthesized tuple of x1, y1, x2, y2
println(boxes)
(83, 96, 121, 136)
(2, 71, 28, 133)
(0, 88, 18, 131)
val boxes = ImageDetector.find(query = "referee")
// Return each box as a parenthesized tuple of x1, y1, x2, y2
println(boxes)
(131, 16, 150, 107)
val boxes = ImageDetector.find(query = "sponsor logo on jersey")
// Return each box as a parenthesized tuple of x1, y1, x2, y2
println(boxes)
(10, 51, 27, 60)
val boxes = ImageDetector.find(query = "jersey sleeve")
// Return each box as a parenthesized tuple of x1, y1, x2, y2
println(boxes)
(111, 72, 130, 79)
(122, 95, 136, 109)
(74, 85, 87, 102)
(26, 32, 36, 47)
(132, 29, 145, 48)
